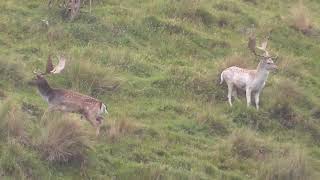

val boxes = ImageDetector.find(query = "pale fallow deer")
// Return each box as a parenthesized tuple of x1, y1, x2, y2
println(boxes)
(28, 55, 108, 136)
(220, 35, 278, 110)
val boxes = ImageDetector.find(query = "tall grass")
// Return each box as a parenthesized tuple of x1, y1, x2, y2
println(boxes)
(0, 139, 47, 179)
(33, 115, 92, 164)
(289, 1, 313, 34)
(258, 150, 311, 180)
(0, 0, 320, 179)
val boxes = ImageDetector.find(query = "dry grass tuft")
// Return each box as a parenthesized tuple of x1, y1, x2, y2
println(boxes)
(0, 139, 46, 179)
(196, 112, 229, 136)
(105, 119, 142, 142)
(258, 150, 311, 180)
(34, 116, 92, 164)
(277, 55, 303, 77)
(268, 79, 306, 128)
(65, 60, 120, 96)
(7, 108, 29, 145)
(0, 100, 29, 144)
(229, 129, 271, 160)
(290, 1, 313, 34)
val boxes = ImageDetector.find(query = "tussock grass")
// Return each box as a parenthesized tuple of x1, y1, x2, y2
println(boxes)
(1, 0, 320, 179)
(289, 1, 313, 34)
(267, 79, 308, 129)
(64, 59, 120, 96)
(0, 58, 26, 88)
(0, 139, 47, 180)
(34, 115, 92, 164)
(229, 129, 272, 160)
(277, 55, 303, 78)
(258, 150, 311, 180)
(104, 118, 143, 142)
(0, 99, 29, 144)
(196, 111, 230, 136)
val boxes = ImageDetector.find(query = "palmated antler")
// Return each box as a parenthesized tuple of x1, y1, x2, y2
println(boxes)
(46, 55, 54, 74)
(248, 34, 278, 60)
(33, 54, 66, 75)
(50, 55, 66, 74)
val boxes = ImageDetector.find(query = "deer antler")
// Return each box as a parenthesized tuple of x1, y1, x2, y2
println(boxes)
(33, 54, 66, 76)
(50, 55, 66, 74)
(46, 55, 54, 74)
(248, 34, 279, 60)
(248, 35, 267, 59)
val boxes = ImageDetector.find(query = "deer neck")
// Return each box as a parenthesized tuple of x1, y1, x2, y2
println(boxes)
(254, 63, 270, 85)
(36, 80, 53, 102)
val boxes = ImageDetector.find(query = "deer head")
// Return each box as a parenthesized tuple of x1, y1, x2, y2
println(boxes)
(248, 34, 278, 71)
(29, 55, 66, 86)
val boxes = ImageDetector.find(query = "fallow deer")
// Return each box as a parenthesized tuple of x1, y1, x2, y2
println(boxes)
(28, 55, 108, 135)
(220, 35, 278, 110)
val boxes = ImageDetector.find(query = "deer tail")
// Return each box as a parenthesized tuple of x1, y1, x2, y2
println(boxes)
(100, 103, 108, 114)
(220, 71, 224, 85)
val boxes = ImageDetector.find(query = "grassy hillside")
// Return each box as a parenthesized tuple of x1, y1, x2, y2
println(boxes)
(0, 0, 320, 179)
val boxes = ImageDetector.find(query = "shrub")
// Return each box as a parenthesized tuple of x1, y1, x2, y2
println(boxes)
(289, 1, 312, 34)
(34, 115, 92, 164)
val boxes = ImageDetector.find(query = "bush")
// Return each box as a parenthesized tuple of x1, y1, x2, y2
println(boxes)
(34, 115, 92, 164)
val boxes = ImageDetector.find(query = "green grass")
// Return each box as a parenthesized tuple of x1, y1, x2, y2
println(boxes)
(0, 0, 320, 179)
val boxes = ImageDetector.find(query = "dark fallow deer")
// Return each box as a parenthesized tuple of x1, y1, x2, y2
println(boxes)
(28, 55, 108, 136)
(220, 34, 278, 110)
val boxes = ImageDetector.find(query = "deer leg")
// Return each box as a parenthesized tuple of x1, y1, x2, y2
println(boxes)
(95, 116, 104, 135)
(254, 92, 260, 110)
(246, 88, 252, 107)
(232, 88, 238, 99)
(83, 112, 100, 136)
(227, 83, 233, 107)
